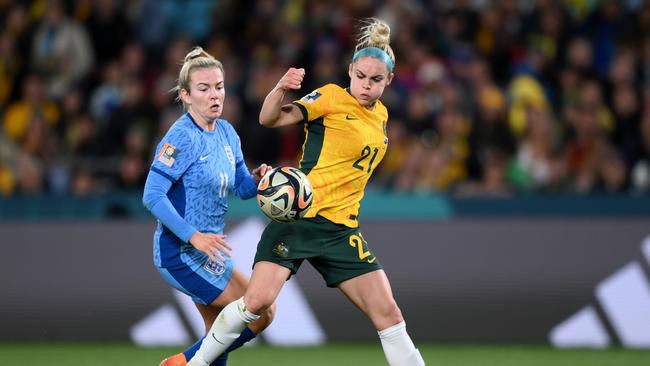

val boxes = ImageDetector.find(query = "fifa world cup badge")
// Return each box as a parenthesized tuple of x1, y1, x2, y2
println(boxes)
(300, 90, 322, 104)
(157, 143, 178, 167)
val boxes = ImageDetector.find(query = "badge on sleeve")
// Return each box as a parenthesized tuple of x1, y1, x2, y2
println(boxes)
(157, 143, 179, 167)
(301, 90, 322, 103)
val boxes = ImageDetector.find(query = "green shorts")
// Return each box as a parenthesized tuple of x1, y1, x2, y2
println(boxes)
(254, 216, 383, 287)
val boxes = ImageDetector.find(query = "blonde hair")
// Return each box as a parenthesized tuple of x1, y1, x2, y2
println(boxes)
(353, 18, 395, 69)
(172, 46, 224, 104)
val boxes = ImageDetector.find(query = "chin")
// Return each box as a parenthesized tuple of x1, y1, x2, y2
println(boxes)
(358, 98, 374, 107)
(207, 112, 221, 121)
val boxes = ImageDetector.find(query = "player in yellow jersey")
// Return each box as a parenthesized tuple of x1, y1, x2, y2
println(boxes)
(187, 18, 425, 366)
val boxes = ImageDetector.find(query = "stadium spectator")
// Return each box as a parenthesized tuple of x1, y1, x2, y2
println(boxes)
(1, 0, 650, 197)
(31, 0, 94, 99)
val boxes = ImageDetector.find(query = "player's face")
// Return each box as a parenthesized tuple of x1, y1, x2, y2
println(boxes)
(348, 57, 393, 108)
(181, 67, 225, 127)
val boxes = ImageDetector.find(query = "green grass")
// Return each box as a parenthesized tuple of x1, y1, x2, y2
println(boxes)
(1, 343, 650, 366)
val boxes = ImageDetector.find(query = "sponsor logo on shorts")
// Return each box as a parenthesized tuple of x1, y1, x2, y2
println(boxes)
(203, 259, 226, 275)
(272, 242, 289, 258)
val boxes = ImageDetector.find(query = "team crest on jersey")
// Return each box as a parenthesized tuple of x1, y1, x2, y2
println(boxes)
(300, 90, 322, 104)
(204, 258, 226, 275)
(224, 145, 235, 166)
(272, 242, 289, 258)
(157, 143, 179, 167)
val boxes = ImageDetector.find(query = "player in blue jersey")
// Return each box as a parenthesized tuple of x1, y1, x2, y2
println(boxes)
(142, 46, 274, 366)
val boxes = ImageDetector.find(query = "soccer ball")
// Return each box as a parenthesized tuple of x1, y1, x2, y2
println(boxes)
(257, 166, 313, 223)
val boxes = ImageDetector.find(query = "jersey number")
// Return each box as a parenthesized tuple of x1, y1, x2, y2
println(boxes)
(352, 145, 379, 172)
(349, 234, 376, 263)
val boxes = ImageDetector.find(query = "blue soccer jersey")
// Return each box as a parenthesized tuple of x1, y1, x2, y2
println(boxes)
(143, 113, 256, 304)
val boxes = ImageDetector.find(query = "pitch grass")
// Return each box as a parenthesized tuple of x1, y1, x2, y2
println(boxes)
(2, 343, 650, 366)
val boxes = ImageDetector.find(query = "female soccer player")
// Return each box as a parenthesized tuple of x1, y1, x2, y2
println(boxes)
(187, 19, 425, 366)
(142, 46, 275, 366)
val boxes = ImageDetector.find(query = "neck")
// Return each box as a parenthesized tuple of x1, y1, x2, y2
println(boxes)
(189, 110, 216, 131)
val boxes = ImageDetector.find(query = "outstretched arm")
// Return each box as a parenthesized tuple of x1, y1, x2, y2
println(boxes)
(142, 169, 231, 263)
(259, 67, 306, 128)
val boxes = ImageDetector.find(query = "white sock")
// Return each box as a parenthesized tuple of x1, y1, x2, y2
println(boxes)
(378, 321, 424, 366)
(188, 297, 260, 366)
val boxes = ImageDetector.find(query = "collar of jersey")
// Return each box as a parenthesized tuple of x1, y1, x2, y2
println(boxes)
(186, 112, 220, 134)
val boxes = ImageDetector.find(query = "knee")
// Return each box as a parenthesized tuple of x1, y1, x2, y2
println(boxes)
(243, 291, 273, 314)
(247, 302, 276, 334)
(385, 300, 404, 325)
(373, 299, 404, 330)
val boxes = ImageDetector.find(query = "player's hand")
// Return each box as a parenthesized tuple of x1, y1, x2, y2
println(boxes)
(189, 232, 232, 263)
(276, 68, 305, 91)
(252, 163, 273, 184)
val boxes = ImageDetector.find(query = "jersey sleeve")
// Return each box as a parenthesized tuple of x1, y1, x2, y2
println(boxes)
(292, 84, 334, 123)
(142, 169, 197, 242)
(150, 125, 200, 182)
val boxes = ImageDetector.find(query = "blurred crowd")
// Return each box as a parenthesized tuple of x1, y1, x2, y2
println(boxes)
(2, 0, 650, 198)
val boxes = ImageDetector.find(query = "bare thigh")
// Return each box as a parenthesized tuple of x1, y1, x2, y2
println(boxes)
(243, 261, 292, 314)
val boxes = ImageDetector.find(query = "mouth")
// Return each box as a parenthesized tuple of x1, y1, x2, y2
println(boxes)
(209, 103, 221, 111)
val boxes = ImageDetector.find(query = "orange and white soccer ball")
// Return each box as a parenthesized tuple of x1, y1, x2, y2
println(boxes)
(256, 167, 313, 223)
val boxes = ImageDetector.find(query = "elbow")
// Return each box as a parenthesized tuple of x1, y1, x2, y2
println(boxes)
(142, 195, 152, 211)
(142, 193, 156, 211)
(259, 117, 274, 128)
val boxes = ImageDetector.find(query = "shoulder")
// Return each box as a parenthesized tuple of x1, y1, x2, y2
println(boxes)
(168, 117, 193, 137)
(162, 115, 200, 146)
(217, 119, 240, 139)
(321, 83, 345, 96)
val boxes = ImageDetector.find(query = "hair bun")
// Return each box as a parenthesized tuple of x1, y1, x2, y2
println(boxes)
(368, 21, 390, 47)
(184, 46, 207, 62)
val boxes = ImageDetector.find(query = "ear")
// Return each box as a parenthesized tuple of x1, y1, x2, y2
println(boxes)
(348, 63, 353, 78)
(386, 72, 394, 86)
(180, 88, 191, 106)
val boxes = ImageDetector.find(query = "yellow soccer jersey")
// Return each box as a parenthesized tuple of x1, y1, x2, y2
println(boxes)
(293, 83, 388, 228)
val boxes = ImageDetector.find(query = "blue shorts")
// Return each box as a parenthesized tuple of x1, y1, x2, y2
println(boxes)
(156, 249, 234, 305)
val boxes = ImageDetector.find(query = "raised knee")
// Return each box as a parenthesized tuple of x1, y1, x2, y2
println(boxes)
(243, 292, 272, 314)
(247, 302, 276, 334)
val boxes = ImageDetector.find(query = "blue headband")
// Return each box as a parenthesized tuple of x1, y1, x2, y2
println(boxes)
(352, 47, 394, 72)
